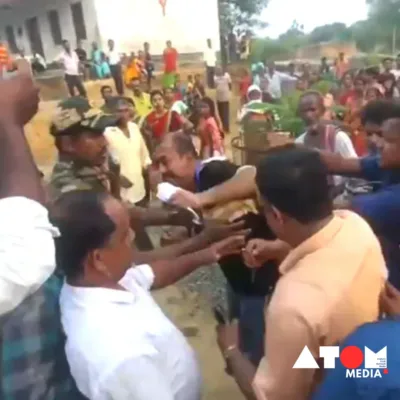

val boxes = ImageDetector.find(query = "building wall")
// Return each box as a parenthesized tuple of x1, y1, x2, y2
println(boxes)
(93, 0, 220, 55)
(0, 0, 99, 61)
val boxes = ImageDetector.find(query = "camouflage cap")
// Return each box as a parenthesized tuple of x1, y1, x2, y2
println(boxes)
(50, 96, 118, 136)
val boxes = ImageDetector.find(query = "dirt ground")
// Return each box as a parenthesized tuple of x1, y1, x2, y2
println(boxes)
(27, 70, 243, 399)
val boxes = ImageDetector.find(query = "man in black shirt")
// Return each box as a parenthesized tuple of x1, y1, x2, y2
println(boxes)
(154, 132, 280, 366)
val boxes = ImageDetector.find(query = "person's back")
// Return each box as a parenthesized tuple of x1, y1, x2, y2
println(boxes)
(313, 320, 400, 400)
(0, 273, 86, 400)
(270, 210, 386, 348)
(252, 146, 387, 400)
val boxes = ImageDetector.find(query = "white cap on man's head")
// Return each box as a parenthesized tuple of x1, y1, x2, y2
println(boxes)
(247, 84, 261, 96)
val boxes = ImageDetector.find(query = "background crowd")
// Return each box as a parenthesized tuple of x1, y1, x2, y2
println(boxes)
(1, 30, 400, 400)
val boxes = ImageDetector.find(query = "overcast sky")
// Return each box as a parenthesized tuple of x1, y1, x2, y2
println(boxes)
(260, 0, 369, 38)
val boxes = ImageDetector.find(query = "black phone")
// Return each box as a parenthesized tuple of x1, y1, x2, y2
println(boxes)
(213, 306, 227, 325)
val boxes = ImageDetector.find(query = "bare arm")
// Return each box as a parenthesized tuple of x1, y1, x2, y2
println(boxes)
(135, 220, 247, 264)
(225, 349, 258, 400)
(129, 205, 193, 228)
(318, 150, 361, 176)
(198, 166, 258, 208)
(134, 232, 209, 264)
(0, 61, 43, 203)
(150, 235, 244, 289)
(150, 248, 215, 289)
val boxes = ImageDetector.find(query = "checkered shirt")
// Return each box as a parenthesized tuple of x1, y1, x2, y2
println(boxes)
(0, 273, 86, 400)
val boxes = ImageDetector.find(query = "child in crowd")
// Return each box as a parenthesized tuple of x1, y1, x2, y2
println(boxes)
(214, 65, 232, 134)
(239, 68, 252, 106)
(197, 96, 224, 158)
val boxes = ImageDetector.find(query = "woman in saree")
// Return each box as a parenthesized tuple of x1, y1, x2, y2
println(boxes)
(124, 53, 141, 86)
(343, 76, 368, 156)
(143, 90, 193, 152)
(91, 42, 110, 79)
(196, 97, 225, 159)
(338, 72, 354, 106)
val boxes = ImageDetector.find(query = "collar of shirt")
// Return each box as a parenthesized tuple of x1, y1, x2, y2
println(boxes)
(279, 212, 344, 275)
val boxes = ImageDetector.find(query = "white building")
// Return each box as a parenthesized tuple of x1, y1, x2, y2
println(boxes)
(0, 0, 220, 61)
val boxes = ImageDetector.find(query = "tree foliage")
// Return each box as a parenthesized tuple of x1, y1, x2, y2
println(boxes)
(365, 0, 400, 51)
(308, 23, 350, 44)
(218, 0, 269, 34)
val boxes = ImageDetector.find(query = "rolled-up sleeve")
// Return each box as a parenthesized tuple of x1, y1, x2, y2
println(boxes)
(253, 306, 318, 400)
(0, 197, 58, 315)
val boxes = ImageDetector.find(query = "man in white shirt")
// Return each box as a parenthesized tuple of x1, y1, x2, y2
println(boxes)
(58, 39, 87, 98)
(0, 61, 85, 399)
(0, 59, 57, 315)
(265, 61, 297, 101)
(204, 38, 216, 89)
(107, 39, 124, 95)
(54, 190, 245, 400)
(105, 97, 153, 250)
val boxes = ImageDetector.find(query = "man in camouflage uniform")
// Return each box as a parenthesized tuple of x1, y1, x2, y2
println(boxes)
(48, 96, 118, 200)
(48, 96, 195, 239)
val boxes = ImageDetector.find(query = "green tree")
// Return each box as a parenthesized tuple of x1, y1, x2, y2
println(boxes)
(308, 23, 350, 44)
(366, 0, 400, 52)
(218, 0, 269, 35)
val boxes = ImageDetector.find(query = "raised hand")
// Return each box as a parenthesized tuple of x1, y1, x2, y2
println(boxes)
(0, 59, 39, 126)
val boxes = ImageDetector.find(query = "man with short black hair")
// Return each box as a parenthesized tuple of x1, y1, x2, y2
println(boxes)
(217, 145, 386, 400)
(130, 77, 152, 118)
(107, 39, 124, 95)
(100, 85, 114, 112)
(383, 57, 394, 74)
(58, 39, 87, 98)
(55, 190, 245, 399)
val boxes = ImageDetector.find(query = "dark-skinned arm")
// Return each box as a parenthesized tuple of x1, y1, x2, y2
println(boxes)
(129, 205, 193, 228)
(197, 166, 258, 208)
(134, 231, 210, 264)
(318, 150, 362, 176)
(134, 220, 247, 264)
(150, 235, 245, 289)
(0, 60, 43, 204)
(225, 348, 258, 400)
(0, 119, 44, 203)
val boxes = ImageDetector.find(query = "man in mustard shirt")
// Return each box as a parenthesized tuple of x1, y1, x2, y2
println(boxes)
(130, 77, 152, 119)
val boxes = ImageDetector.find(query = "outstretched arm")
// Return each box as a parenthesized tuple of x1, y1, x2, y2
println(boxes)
(170, 166, 258, 210)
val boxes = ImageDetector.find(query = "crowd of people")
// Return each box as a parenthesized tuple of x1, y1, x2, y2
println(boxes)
(1, 38, 400, 400)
